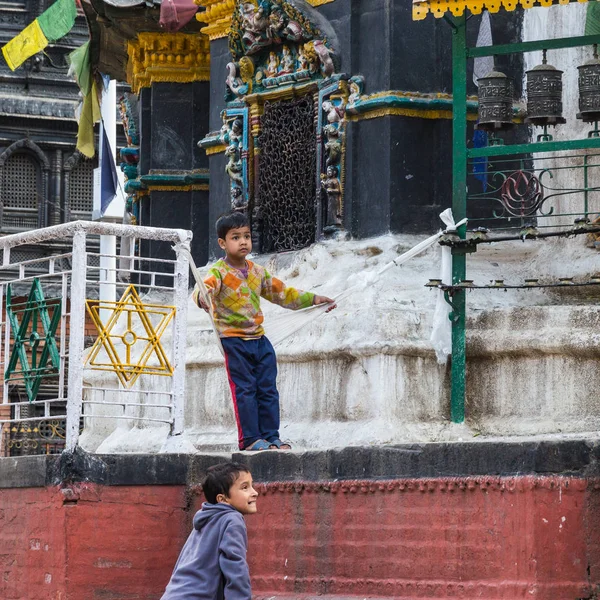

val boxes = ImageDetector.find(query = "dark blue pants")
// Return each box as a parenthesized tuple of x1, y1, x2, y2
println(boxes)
(221, 336, 280, 450)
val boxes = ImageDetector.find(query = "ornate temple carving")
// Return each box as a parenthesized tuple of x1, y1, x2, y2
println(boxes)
(196, 0, 336, 40)
(198, 0, 354, 249)
(318, 81, 349, 235)
(217, 110, 250, 210)
(127, 33, 210, 94)
(225, 0, 336, 100)
(195, 0, 237, 40)
(118, 94, 141, 225)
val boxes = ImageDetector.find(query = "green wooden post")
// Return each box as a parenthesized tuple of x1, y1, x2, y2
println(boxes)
(451, 15, 467, 423)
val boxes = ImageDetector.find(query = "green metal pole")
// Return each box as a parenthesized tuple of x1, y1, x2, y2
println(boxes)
(450, 15, 467, 423)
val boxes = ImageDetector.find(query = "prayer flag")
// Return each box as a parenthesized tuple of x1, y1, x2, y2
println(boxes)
(38, 0, 77, 41)
(159, 0, 198, 32)
(2, 20, 48, 71)
(76, 80, 101, 158)
(1, 0, 76, 71)
(67, 41, 92, 95)
(100, 128, 119, 215)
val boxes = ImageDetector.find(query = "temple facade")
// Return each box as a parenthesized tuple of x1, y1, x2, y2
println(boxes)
(4, 2, 600, 598)
(83, 0, 473, 263)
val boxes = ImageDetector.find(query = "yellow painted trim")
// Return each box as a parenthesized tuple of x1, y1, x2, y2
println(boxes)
(413, 0, 584, 21)
(195, 0, 337, 39)
(195, 0, 235, 39)
(348, 107, 478, 121)
(205, 144, 227, 155)
(244, 80, 319, 105)
(146, 184, 210, 192)
(127, 32, 210, 93)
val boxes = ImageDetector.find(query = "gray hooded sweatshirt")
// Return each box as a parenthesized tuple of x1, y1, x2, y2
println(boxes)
(160, 502, 252, 600)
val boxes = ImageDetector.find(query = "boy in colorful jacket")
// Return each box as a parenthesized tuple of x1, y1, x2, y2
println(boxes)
(193, 211, 335, 451)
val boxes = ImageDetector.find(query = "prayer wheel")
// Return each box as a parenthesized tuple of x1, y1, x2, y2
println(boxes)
(476, 70, 514, 131)
(577, 51, 600, 123)
(525, 51, 566, 126)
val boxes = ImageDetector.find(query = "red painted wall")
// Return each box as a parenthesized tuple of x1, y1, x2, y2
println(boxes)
(1, 477, 599, 599)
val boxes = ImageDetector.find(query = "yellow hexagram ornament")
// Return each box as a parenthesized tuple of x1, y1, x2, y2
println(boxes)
(85, 285, 176, 388)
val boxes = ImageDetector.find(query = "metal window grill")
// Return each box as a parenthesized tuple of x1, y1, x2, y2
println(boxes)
(69, 160, 93, 217)
(257, 95, 317, 253)
(0, 222, 192, 452)
(2, 153, 39, 230)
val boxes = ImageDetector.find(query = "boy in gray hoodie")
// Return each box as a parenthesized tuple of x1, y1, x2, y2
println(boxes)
(160, 462, 258, 600)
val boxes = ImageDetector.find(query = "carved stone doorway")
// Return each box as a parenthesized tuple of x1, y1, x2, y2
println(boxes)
(256, 95, 317, 253)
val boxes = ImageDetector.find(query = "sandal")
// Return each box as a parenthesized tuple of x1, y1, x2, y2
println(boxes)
(268, 439, 292, 450)
(244, 439, 270, 451)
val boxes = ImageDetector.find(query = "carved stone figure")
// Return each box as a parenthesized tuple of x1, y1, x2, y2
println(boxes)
(231, 186, 245, 210)
(321, 166, 342, 228)
(266, 5, 303, 43)
(267, 6, 285, 44)
(297, 46, 309, 72)
(313, 40, 335, 77)
(266, 51, 279, 77)
(278, 46, 295, 75)
(241, 2, 270, 54)
(302, 41, 320, 74)
(348, 77, 364, 105)
(225, 143, 244, 188)
(229, 118, 243, 148)
(226, 62, 245, 97)
(323, 124, 342, 168)
(322, 100, 344, 124)
(219, 116, 244, 151)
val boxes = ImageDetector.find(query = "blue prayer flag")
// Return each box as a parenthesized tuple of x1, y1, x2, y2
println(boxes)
(100, 127, 118, 215)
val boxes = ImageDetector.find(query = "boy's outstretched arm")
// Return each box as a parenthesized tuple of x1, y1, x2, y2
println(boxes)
(219, 520, 252, 600)
(261, 270, 336, 312)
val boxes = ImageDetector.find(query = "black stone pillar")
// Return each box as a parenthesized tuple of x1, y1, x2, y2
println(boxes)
(138, 81, 210, 269)
(323, 0, 455, 236)
(207, 37, 235, 258)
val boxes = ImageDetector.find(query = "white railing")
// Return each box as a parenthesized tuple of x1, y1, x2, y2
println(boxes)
(0, 221, 192, 452)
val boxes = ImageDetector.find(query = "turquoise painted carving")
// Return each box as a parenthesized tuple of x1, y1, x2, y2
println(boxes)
(5, 278, 61, 402)
(225, 0, 336, 101)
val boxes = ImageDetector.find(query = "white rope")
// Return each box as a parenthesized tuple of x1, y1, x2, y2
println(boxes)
(179, 211, 467, 352)
(179, 247, 225, 357)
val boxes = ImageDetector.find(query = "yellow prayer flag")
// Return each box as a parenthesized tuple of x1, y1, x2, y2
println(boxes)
(1, 20, 48, 71)
(76, 80, 102, 158)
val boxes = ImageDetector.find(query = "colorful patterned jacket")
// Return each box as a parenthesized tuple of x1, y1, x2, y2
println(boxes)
(193, 258, 315, 339)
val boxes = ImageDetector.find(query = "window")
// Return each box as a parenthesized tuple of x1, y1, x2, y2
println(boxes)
(2, 153, 39, 231)
(69, 159, 93, 220)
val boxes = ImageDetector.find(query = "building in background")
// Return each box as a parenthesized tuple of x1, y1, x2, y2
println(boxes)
(1, 0, 96, 457)
(0, 0, 95, 234)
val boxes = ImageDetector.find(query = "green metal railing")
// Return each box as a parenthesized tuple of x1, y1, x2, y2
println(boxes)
(448, 16, 600, 423)
(468, 152, 600, 226)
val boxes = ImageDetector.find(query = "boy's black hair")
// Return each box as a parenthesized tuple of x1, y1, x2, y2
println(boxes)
(216, 211, 250, 240)
(202, 462, 251, 504)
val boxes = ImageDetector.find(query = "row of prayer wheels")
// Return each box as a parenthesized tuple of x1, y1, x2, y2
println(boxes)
(477, 47, 600, 132)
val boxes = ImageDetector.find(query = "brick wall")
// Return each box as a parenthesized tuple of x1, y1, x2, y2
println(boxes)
(1, 476, 600, 600)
